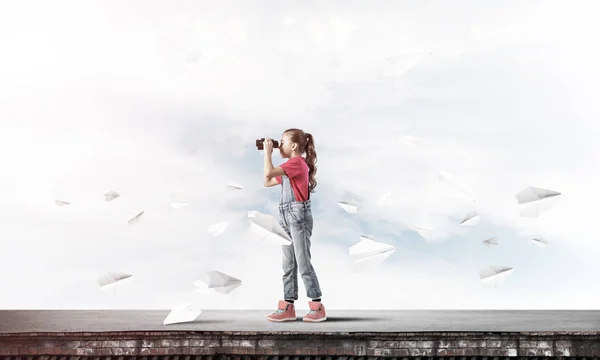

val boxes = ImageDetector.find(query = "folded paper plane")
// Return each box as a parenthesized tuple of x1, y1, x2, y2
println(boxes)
(478, 265, 513, 287)
(55, 200, 70, 206)
(247, 210, 292, 245)
(97, 272, 132, 288)
(460, 211, 480, 226)
(531, 237, 548, 247)
(376, 192, 395, 206)
(515, 186, 561, 217)
(104, 191, 119, 202)
(163, 302, 202, 325)
(208, 221, 229, 237)
(483, 237, 498, 247)
(337, 200, 359, 213)
(226, 183, 243, 190)
(203, 270, 242, 294)
(170, 200, 189, 209)
(127, 211, 144, 225)
(413, 225, 434, 240)
(349, 235, 395, 265)
(439, 171, 476, 201)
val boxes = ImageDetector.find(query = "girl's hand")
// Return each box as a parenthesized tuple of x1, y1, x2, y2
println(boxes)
(263, 137, 274, 155)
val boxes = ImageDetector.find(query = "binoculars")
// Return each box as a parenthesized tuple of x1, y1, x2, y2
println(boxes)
(256, 138, 279, 150)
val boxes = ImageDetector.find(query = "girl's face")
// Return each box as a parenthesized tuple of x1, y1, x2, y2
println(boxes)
(279, 133, 295, 158)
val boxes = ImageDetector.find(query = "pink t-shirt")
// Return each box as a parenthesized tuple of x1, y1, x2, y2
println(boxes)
(275, 156, 310, 201)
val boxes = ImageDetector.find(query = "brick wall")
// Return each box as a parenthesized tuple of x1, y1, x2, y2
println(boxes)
(0, 331, 599, 357)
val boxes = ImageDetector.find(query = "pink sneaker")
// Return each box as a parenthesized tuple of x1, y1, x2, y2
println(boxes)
(267, 300, 297, 322)
(303, 301, 327, 322)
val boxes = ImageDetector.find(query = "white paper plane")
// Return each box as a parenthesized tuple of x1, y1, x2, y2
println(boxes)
(478, 265, 514, 287)
(193, 280, 215, 295)
(247, 210, 292, 245)
(226, 183, 243, 190)
(163, 302, 202, 325)
(104, 191, 120, 202)
(439, 171, 476, 201)
(383, 52, 428, 78)
(460, 211, 480, 226)
(376, 192, 395, 206)
(170, 200, 189, 209)
(349, 235, 395, 265)
(208, 221, 229, 237)
(55, 200, 70, 206)
(127, 211, 144, 225)
(531, 237, 548, 247)
(483, 237, 498, 247)
(413, 225, 434, 240)
(515, 186, 561, 217)
(337, 200, 359, 213)
(399, 135, 419, 149)
(203, 270, 242, 294)
(97, 272, 132, 288)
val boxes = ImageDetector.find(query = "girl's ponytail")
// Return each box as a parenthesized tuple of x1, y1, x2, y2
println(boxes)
(305, 133, 317, 193)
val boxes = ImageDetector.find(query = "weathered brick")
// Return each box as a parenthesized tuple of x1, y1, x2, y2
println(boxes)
(113, 348, 141, 356)
(189, 347, 216, 355)
(416, 340, 435, 348)
(188, 339, 219, 347)
(119, 340, 139, 348)
(101, 341, 120, 348)
(556, 339, 572, 348)
(438, 340, 450, 348)
(256, 339, 276, 347)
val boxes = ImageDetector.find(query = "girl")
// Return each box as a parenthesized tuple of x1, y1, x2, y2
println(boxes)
(262, 128, 326, 323)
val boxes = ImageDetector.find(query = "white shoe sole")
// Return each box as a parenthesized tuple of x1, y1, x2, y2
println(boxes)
(303, 316, 327, 322)
(267, 317, 297, 322)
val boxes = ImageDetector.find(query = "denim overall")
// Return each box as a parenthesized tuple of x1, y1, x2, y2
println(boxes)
(278, 174, 322, 300)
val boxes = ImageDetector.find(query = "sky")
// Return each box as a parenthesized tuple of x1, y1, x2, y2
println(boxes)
(1, 0, 600, 311)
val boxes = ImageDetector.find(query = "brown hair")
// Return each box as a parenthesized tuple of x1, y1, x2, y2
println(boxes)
(283, 128, 317, 193)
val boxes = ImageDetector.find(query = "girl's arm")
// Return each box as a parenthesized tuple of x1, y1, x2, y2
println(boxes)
(263, 153, 285, 179)
(264, 177, 279, 187)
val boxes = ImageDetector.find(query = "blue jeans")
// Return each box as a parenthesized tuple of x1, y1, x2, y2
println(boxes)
(278, 175, 322, 300)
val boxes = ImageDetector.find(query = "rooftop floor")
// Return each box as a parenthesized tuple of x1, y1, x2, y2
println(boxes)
(1, 310, 599, 333)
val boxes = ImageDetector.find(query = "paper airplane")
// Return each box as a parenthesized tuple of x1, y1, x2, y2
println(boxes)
(531, 237, 548, 247)
(383, 52, 428, 78)
(337, 200, 359, 213)
(104, 191, 120, 202)
(349, 235, 395, 265)
(127, 211, 144, 225)
(97, 272, 132, 288)
(483, 237, 498, 247)
(202, 270, 243, 294)
(413, 225, 434, 240)
(376, 192, 395, 206)
(208, 221, 229, 237)
(460, 211, 480, 226)
(170, 200, 189, 209)
(55, 200, 70, 206)
(515, 186, 561, 217)
(193, 280, 215, 295)
(439, 171, 476, 201)
(226, 183, 243, 190)
(399, 135, 419, 149)
(247, 210, 292, 245)
(478, 265, 514, 287)
(163, 302, 202, 325)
